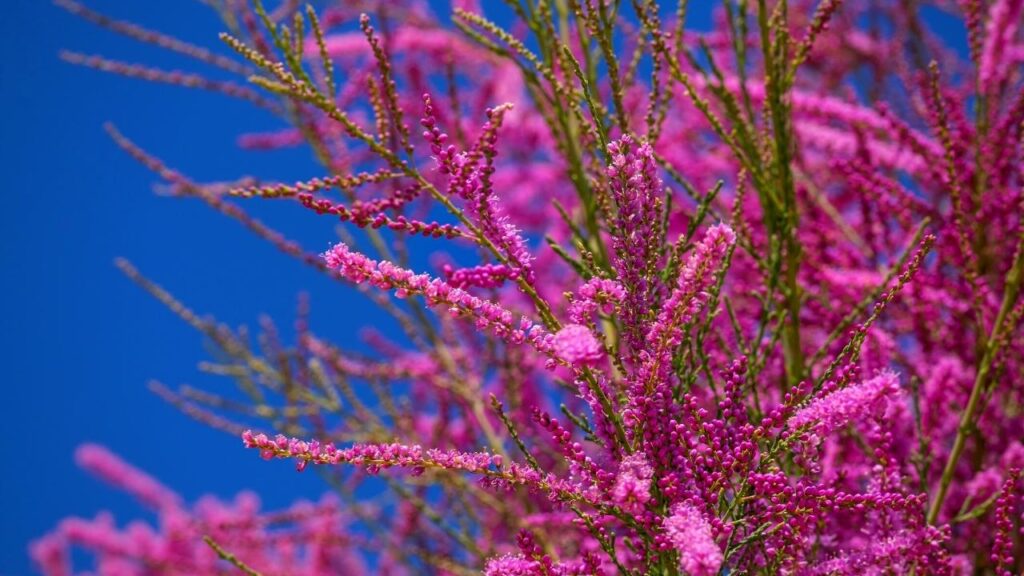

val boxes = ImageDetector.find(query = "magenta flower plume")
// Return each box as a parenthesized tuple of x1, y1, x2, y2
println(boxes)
(483, 554, 539, 576)
(788, 371, 901, 443)
(979, 0, 1024, 91)
(662, 503, 723, 576)
(607, 136, 665, 357)
(630, 223, 736, 405)
(611, 452, 654, 514)
(551, 323, 604, 367)
(648, 224, 735, 356)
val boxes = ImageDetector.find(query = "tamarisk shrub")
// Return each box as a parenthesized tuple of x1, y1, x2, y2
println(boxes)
(37, 0, 1024, 574)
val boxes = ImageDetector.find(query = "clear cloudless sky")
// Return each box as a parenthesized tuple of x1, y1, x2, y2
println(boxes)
(1, 1, 962, 574)
(2, 1, 395, 572)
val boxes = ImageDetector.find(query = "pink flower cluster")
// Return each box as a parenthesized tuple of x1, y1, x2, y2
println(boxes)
(661, 503, 723, 576)
(551, 324, 605, 367)
(788, 371, 901, 444)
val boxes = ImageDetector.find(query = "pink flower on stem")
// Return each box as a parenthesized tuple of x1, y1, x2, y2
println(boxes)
(663, 503, 723, 576)
(551, 324, 604, 367)
(788, 371, 901, 444)
(612, 452, 654, 513)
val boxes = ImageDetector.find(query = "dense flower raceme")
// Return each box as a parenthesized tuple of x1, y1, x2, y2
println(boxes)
(661, 503, 723, 576)
(40, 0, 1024, 574)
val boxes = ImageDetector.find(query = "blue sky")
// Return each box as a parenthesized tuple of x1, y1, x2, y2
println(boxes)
(1, 1, 374, 572)
(1, 1, 964, 574)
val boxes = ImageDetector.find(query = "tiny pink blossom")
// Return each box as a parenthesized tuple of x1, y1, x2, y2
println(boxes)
(550, 324, 604, 367)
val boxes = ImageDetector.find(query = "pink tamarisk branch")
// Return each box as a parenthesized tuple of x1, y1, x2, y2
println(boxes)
(322, 241, 557, 358)
(241, 431, 605, 510)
